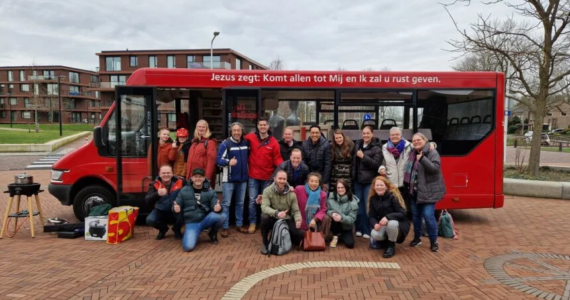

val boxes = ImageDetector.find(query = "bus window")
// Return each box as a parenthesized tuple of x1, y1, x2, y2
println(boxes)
(104, 95, 149, 157)
(417, 90, 494, 156)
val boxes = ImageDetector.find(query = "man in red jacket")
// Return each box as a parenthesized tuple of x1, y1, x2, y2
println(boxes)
(244, 117, 283, 233)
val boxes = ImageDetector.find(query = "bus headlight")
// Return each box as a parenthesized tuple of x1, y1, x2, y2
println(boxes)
(51, 170, 67, 181)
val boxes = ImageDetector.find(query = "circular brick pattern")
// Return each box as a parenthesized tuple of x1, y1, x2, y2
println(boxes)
(220, 261, 401, 300)
(485, 252, 570, 300)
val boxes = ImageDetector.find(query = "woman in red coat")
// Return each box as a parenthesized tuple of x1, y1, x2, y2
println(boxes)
(294, 172, 328, 231)
(148, 127, 176, 176)
(186, 120, 217, 186)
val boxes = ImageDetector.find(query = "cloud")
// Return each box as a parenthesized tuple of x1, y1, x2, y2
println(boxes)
(0, 0, 527, 71)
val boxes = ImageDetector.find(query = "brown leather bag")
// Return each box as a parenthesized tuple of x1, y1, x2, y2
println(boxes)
(302, 228, 326, 251)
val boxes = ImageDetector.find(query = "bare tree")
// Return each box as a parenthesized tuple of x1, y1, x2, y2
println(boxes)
(28, 62, 59, 130)
(269, 57, 284, 70)
(444, 0, 570, 176)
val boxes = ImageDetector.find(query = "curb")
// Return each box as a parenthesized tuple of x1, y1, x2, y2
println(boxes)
(0, 131, 90, 153)
(504, 178, 570, 200)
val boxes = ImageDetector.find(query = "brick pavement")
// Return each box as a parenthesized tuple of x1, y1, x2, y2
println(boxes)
(1, 168, 569, 300)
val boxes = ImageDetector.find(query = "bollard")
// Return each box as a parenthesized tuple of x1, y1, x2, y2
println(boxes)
(560, 142, 563, 152)
(514, 139, 517, 148)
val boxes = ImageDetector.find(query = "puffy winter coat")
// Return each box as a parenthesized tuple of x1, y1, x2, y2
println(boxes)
(326, 192, 359, 230)
(261, 182, 302, 223)
(279, 139, 302, 161)
(175, 179, 220, 224)
(380, 140, 412, 188)
(171, 140, 191, 177)
(145, 176, 185, 212)
(186, 137, 217, 186)
(368, 192, 410, 244)
(294, 185, 327, 231)
(301, 135, 332, 184)
(352, 138, 383, 184)
(266, 160, 310, 189)
(244, 131, 283, 180)
(216, 137, 249, 183)
(406, 144, 446, 204)
(330, 142, 354, 189)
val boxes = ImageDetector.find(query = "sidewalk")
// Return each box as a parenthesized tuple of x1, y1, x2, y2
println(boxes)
(506, 146, 570, 167)
(1, 172, 569, 299)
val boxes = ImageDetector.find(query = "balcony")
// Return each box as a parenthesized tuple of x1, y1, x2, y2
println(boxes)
(189, 62, 231, 69)
(28, 75, 57, 81)
(88, 81, 126, 90)
(66, 91, 98, 98)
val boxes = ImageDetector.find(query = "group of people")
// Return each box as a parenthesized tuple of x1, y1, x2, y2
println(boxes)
(145, 117, 445, 257)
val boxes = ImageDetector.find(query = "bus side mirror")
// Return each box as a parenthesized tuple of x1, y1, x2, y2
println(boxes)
(93, 126, 103, 148)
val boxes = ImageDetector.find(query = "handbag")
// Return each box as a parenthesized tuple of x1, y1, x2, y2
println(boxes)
(302, 227, 326, 251)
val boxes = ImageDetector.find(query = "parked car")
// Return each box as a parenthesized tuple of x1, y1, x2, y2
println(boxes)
(550, 128, 564, 134)
(524, 131, 550, 145)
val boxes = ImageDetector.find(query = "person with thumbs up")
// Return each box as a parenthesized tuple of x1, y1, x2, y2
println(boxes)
(259, 170, 303, 255)
(216, 122, 250, 237)
(174, 168, 226, 252)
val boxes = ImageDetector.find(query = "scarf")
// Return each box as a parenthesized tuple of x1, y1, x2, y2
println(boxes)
(403, 150, 420, 195)
(304, 184, 321, 226)
(387, 139, 406, 158)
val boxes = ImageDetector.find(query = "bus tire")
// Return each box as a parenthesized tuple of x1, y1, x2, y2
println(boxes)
(73, 185, 115, 221)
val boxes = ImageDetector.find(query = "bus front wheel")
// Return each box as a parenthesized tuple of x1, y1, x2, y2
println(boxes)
(73, 185, 115, 221)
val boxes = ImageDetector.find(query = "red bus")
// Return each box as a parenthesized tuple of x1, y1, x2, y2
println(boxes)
(48, 69, 505, 220)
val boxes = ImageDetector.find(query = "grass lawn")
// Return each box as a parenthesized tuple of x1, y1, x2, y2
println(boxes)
(504, 166, 570, 181)
(541, 147, 570, 153)
(0, 123, 94, 131)
(0, 129, 88, 144)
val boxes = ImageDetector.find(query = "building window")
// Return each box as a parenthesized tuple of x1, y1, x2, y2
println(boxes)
(10, 98, 18, 105)
(11, 111, 17, 121)
(19, 70, 25, 81)
(8, 84, 14, 94)
(91, 75, 98, 83)
(34, 84, 39, 95)
(0, 111, 5, 118)
(24, 98, 31, 108)
(110, 75, 126, 87)
(130, 56, 138, 67)
(22, 111, 31, 119)
(43, 70, 55, 80)
(236, 58, 241, 70)
(71, 112, 81, 123)
(91, 113, 96, 119)
(21, 84, 30, 92)
(167, 56, 176, 68)
(69, 72, 80, 83)
(47, 84, 59, 95)
(65, 99, 76, 110)
(149, 56, 158, 68)
(249, 65, 253, 70)
(95, 91, 100, 98)
(168, 113, 176, 122)
(203, 55, 221, 68)
(187, 56, 196, 68)
(99, 113, 102, 119)
(8, 71, 14, 82)
(105, 57, 121, 71)
(69, 86, 80, 94)
(0, 99, 4, 108)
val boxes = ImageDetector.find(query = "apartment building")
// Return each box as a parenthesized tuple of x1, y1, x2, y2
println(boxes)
(0, 66, 100, 125)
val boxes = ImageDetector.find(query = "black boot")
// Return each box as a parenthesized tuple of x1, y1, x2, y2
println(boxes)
(383, 241, 396, 258)
(172, 228, 183, 240)
(155, 229, 167, 240)
(208, 229, 219, 244)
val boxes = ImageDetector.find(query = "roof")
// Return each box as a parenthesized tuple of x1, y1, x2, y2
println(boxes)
(0, 65, 98, 74)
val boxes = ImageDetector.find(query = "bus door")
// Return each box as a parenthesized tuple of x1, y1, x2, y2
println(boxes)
(223, 89, 260, 135)
(115, 86, 157, 213)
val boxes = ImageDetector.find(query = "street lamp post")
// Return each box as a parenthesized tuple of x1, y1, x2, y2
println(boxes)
(57, 75, 66, 136)
(210, 31, 220, 69)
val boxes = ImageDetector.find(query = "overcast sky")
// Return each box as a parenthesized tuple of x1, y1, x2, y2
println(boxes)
(0, 0, 526, 72)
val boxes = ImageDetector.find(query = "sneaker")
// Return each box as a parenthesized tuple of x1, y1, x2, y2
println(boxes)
(430, 242, 439, 252)
(355, 231, 363, 237)
(409, 238, 422, 247)
(220, 229, 229, 238)
(330, 236, 339, 248)
(260, 244, 268, 255)
(155, 230, 167, 240)
(362, 234, 371, 239)
(248, 224, 256, 234)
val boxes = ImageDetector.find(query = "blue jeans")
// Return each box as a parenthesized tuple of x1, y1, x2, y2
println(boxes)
(354, 182, 371, 235)
(182, 212, 226, 252)
(222, 181, 247, 229)
(410, 195, 438, 243)
(248, 178, 268, 224)
(146, 209, 182, 233)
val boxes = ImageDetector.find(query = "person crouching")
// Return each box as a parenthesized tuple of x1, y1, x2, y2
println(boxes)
(174, 168, 226, 252)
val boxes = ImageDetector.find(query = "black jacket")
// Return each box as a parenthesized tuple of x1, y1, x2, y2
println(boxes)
(301, 135, 332, 184)
(352, 138, 383, 184)
(279, 139, 302, 161)
(408, 144, 446, 204)
(368, 192, 410, 244)
(331, 143, 354, 188)
(266, 160, 310, 189)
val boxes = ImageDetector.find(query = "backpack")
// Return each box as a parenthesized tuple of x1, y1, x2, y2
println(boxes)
(268, 219, 292, 256)
(438, 209, 458, 239)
